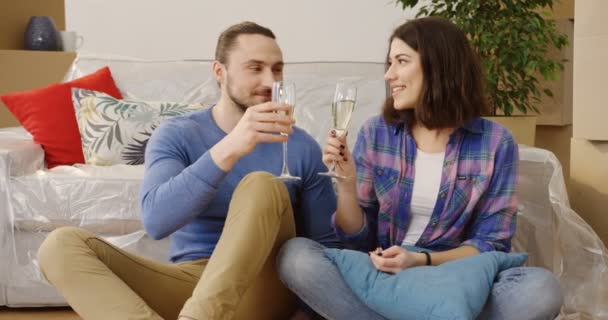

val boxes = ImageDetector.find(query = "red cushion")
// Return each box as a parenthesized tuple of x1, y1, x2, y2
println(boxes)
(1, 67, 123, 168)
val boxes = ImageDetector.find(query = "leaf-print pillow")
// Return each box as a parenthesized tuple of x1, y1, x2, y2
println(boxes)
(72, 88, 207, 165)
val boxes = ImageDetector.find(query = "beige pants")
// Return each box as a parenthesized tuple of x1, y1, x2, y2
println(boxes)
(38, 172, 297, 320)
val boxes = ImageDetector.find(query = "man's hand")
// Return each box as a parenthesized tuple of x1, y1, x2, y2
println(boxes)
(227, 102, 294, 157)
(211, 102, 295, 171)
(369, 246, 423, 274)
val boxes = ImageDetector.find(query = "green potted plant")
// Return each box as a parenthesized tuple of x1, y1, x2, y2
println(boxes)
(395, 0, 569, 145)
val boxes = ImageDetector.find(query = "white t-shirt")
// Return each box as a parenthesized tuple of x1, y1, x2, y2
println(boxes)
(401, 149, 445, 246)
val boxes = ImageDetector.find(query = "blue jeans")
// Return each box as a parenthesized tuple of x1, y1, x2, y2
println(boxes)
(277, 237, 563, 320)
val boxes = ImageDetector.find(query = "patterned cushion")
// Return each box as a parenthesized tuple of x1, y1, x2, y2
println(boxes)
(72, 88, 207, 165)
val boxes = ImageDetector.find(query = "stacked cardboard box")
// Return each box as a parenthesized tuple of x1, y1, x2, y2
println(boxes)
(536, 19, 574, 126)
(570, 0, 608, 245)
(534, 2, 574, 182)
(0, 0, 75, 128)
(534, 18, 574, 183)
(550, 0, 574, 20)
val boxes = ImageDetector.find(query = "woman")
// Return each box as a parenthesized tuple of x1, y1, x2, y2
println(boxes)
(278, 17, 563, 320)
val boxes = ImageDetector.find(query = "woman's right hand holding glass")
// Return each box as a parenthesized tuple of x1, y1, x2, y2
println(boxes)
(322, 130, 356, 185)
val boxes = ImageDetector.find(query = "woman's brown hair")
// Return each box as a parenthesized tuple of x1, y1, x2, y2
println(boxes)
(383, 17, 489, 129)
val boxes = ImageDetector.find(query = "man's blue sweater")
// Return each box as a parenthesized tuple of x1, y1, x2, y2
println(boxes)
(140, 107, 339, 262)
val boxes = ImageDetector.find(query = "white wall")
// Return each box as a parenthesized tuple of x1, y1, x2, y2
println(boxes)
(65, 0, 420, 62)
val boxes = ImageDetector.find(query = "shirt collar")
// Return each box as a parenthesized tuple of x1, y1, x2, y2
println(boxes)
(462, 118, 484, 134)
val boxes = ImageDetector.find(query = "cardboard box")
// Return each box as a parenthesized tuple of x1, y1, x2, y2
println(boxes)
(0, 0, 66, 50)
(573, 0, 608, 140)
(575, 0, 607, 38)
(570, 138, 608, 246)
(535, 125, 572, 188)
(484, 116, 537, 146)
(0, 50, 76, 128)
(536, 19, 573, 126)
(573, 36, 608, 140)
(550, 0, 574, 20)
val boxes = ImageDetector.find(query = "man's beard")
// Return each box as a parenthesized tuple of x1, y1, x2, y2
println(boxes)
(226, 76, 253, 113)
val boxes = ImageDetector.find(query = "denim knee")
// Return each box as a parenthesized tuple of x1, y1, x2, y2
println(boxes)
(277, 237, 324, 286)
(524, 267, 563, 318)
(489, 266, 563, 320)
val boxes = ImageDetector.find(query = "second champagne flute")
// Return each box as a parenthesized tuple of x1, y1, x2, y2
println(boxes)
(319, 81, 357, 179)
(272, 81, 301, 181)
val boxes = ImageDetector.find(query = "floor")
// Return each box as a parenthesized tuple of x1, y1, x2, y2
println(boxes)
(0, 307, 80, 319)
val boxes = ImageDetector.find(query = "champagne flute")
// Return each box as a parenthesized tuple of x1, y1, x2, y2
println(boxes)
(272, 81, 301, 181)
(319, 81, 357, 179)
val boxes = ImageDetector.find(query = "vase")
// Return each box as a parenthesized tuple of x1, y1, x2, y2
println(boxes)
(24, 16, 59, 51)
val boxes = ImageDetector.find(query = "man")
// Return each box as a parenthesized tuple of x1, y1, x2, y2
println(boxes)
(38, 21, 338, 320)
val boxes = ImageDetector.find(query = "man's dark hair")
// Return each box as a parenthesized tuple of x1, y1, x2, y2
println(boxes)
(215, 21, 276, 65)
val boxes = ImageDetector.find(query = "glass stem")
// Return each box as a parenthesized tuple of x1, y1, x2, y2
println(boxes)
(330, 161, 337, 174)
(281, 140, 290, 175)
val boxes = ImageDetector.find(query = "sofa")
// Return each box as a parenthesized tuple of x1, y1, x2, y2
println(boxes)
(0, 55, 606, 319)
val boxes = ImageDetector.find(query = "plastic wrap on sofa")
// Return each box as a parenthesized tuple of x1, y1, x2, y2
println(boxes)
(0, 55, 604, 319)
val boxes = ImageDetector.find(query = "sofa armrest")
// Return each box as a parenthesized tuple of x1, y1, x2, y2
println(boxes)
(0, 127, 44, 178)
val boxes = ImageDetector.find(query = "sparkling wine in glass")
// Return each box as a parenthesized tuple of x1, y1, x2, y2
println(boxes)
(319, 82, 357, 179)
(272, 81, 301, 181)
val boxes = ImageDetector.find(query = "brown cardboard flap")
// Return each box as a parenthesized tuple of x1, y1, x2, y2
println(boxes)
(0, 50, 76, 128)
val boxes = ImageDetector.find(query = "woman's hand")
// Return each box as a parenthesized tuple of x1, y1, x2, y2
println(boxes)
(321, 130, 356, 183)
(369, 246, 421, 274)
